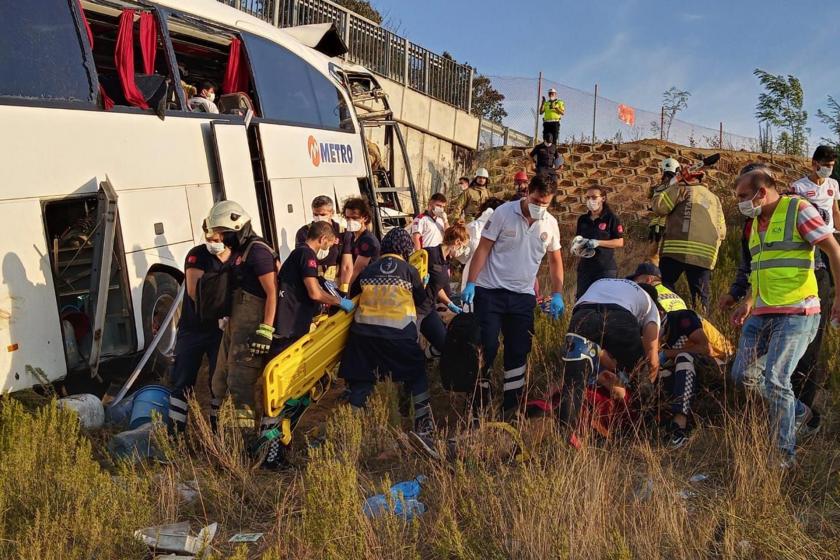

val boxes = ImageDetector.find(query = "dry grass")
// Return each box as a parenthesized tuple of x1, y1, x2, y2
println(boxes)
(1, 234, 840, 559)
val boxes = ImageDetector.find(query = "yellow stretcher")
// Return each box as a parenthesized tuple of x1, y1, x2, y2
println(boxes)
(263, 249, 429, 444)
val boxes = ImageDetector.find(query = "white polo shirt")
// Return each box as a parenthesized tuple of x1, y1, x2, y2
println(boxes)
(575, 278, 660, 330)
(411, 212, 446, 248)
(790, 176, 840, 231)
(476, 200, 561, 295)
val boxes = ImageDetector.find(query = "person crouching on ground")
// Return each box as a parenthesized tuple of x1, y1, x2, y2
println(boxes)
(338, 227, 437, 454)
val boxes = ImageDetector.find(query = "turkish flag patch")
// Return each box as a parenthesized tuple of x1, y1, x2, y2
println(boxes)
(617, 225, 624, 233)
(829, 190, 835, 196)
(598, 223, 607, 230)
(187, 255, 198, 264)
(806, 190, 817, 197)
(361, 242, 369, 251)
(307, 259, 317, 268)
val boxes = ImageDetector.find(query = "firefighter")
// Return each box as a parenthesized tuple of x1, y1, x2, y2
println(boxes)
(651, 157, 726, 310)
(207, 201, 278, 444)
(295, 195, 343, 282)
(338, 196, 380, 292)
(450, 168, 491, 223)
(167, 227, 230, 432)
(539, 87, 565, 142)
(338, 227, 436, 455)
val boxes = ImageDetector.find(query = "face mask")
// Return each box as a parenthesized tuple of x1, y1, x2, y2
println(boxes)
(528, 203, 547, 220)
(453, 245, 467, 258)
(738, 191, 762, 218)
(346, 219, 362, 233)
(586, 199, 602, 212)
(221, 230, 240, 249)
(433, 207, 445, 217)
(312, 215, 331, 223)
(206, 92, 216, 103)
(316, 247, 330, 260)
(205, 241, 226, 255)
(817, 166, 833, 179)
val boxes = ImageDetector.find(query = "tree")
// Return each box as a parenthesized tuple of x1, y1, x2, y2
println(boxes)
(471, 74, 507, 124)
(662, 87, 690, 141)
(754, 69, 809, 156)
(816, 95, 840, 147)
(333, 0, 382, 24)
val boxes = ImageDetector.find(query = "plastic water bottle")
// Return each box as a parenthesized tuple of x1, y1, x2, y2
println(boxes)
(363, 476, 428, 520)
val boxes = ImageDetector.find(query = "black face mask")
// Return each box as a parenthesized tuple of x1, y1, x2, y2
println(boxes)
(222, 230, 240, 250)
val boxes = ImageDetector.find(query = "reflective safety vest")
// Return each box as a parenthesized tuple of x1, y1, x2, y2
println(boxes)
(541, 99, 565, 122)
(748, 196, 818, 306)
(655, 283, 687, 312)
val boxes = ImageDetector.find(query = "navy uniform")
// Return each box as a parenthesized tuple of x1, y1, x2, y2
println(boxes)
(338, 229, 432, 431)
(270, 244, 321, 356)
(574, 204, 624, 298)
(295, 220, 342, 282)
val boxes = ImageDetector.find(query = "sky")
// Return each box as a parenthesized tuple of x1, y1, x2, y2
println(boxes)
(372, 0, 839, 147)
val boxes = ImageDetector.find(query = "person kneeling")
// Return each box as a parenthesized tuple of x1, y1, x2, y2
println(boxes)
(337, 228, 436, 455)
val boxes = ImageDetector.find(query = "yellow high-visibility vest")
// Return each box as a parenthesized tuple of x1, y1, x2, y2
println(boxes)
(748, 196, 817, 306)
(655, 284, 687, 312)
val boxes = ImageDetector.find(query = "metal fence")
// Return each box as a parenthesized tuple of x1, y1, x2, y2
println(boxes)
(481, 74, 760, 151)
(218, 0, 474, 112)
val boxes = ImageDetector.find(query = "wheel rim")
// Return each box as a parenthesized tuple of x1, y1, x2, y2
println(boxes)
(151, 293, 179, 359)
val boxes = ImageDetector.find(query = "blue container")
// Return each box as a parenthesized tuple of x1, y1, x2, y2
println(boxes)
(129, 385, 171, 429)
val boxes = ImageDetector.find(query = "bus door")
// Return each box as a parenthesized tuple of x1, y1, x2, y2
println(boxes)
(209, 121, 264, 237)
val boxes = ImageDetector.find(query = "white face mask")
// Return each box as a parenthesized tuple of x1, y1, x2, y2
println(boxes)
(346, 219, 363, 233)
(433, 206, 445, 217)
(312, 215, 331, 223)
(316, 246, 330, 260)
(586, 199, 602, 212)
(206, 92, 215, 103)
(528, 202, 547, 220)
(453, 245, 467, 258)
(205, 241, 226, 255)
(738, 191, 762, 218)
(817, 166, 833, 179)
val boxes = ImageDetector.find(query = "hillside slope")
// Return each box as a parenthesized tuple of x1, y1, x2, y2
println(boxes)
(474, 140, 809, 226)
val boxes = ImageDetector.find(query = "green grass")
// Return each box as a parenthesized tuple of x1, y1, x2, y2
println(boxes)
(1, 232, 839, 559)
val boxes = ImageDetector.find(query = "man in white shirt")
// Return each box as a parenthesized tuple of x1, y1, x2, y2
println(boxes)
(559, 278, 661, 435)
(411, 193, 448, 251)
(462, 174, 565, 418)
(789, 145, 840, 232)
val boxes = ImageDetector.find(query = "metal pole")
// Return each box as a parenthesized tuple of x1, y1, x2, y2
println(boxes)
(423, 51, 430, 95)
(403, 37, 410, 86)
(660, 106, 665, 141)
(719, 122, 724, 148)
(467, 66, 474, 114)
(592, 83, 598, 143)
(534, 71, 542, 146)
(272, 0, 281, 26)
(343, 10, 351, 43)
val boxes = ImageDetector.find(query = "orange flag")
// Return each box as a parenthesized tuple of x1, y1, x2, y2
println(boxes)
(618, 104, 635, 126)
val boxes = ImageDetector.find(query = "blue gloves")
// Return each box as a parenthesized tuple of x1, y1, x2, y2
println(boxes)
(447, 302, 463, 314)
(422, 274, 430, 287)
(338, 297, 356, 313)
(461, 282, 476, 305)
(549, 292, 565, 320)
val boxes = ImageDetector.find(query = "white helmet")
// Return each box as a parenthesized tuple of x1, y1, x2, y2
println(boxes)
(205, 200, 251, 231)
(570, 235, 595, 258)
(661, 158, 681, 174)
(548, 88, 557, 94)
(474, 167, 490, 179)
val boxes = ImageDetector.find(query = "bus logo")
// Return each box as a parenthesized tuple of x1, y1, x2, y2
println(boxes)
(307, 135, 354, 167)
(308, 135, 321, 167)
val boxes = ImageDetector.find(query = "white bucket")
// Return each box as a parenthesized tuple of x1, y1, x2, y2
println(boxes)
(58, 393, 105, 430)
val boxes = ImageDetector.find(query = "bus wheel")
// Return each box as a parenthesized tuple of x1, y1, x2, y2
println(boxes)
(141, 272, 181, 379)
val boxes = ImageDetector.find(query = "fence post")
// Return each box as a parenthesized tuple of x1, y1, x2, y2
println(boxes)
(403, 37, 410, 86)
(234, 0, 241, 11)
(503, 126, 510, 146)
(592, 83, 598, 144)
(719, 122, 723, 149)
(423, 51, 430, 95)
(534, 72, 542, 147)
(467, 66, 474, 114)
(660, 107, 665, 141)
(272, 0, 281, 26)
(477, 117, 483, 149)
(291, 0, 299, 25)
(343, 10, 351, 42)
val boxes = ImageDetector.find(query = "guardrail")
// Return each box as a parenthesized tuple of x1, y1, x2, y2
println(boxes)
(219, 0, 474, 112)
(479, 119, 533, 149)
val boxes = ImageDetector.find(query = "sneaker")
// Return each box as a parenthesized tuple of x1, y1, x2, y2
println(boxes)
(799, 412, 822, 439)
(261, 440, 288, 471)
(794, 404, 813, 435)
(669, 426, 690, 450)
(408, 430, 441, 461)
(779, 454, 797, 471)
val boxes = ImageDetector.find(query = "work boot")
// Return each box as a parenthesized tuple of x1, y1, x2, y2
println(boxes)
(409, 416, 440, 460)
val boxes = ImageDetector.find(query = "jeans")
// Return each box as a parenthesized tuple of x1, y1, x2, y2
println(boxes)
(659, 256, 711, 311)
(730, 313, 820, 456)
(791, 268, 832, 413)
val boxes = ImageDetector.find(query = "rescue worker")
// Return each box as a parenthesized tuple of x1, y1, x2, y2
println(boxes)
(207, 201, 277, 444)
(260, 221, 356, 469)
(338, 227, 436, 454)
(788, 145, 840, 238)
(560, 279, 661, 443)
(188, 81, 219, 114)
(651, 157, 726, 310)
(411, 193, 448, 252)
(338, 196, 380, 292)
(462, 174, 565, 418)
(450, 168, 490, 223)
(530, 132, 562, 181)
(458, 197, 505, 292)
(167, 227, 231, 432)
(573, 186, 624, 299)
(728, 163, 840, 469)
(511, 171, 530, 200)
(457, 176, 470, 192)
(539, 87, 565, 141)
(295, 195, 342, 282)
(647, 161, 671, 266)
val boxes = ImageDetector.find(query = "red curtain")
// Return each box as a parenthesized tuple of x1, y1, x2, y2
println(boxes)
(138, 12, 157, 75)
(75, 0, 114, 110)
(114, 9, 149, 109)
(222, 38, 250, 94)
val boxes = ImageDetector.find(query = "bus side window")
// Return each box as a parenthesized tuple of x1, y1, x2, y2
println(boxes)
(0, 0, 96, 105)
(82, 5, 173, 111)
(242, 33, 353, 132)
(167, 16, 258, 116)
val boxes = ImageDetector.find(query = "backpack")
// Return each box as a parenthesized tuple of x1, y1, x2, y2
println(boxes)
(195, 238, 274, 326)
(439, 312, 482, 392)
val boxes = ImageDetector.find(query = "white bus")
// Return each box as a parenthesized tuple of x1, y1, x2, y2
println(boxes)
(0, 0, 414, 394)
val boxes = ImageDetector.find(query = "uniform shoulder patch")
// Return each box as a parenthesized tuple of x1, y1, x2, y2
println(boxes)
(187, 255, 198, 264)
(307, 259, 317, 268)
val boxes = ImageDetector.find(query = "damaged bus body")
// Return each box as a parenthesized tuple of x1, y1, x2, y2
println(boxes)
(0, 0, 417, 394)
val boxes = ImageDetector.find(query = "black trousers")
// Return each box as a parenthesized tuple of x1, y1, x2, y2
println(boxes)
(542, 120, 560, 141)
(660, 256, 711, 310)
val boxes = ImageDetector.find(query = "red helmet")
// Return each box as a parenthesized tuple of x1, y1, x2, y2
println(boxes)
(514, 171, 529, 182)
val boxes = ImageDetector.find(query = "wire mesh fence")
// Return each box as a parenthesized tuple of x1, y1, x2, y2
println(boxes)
(480, 75, 760, 151)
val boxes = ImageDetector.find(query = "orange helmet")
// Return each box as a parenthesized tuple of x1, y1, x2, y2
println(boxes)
(514, 171, 529, 183)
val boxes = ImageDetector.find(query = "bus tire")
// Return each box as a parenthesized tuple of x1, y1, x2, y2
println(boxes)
(141, 271, 181, 379)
